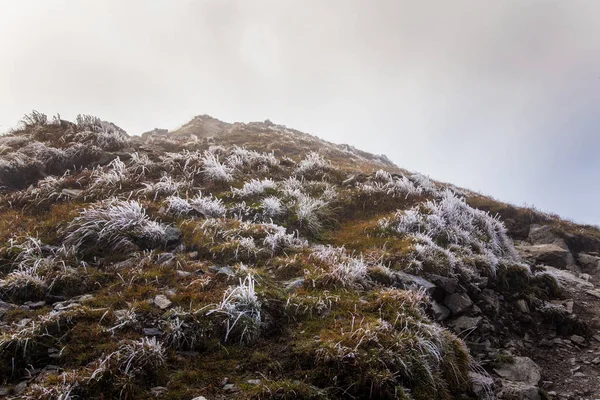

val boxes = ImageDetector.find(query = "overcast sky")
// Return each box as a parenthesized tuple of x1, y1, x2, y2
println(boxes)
(1, 1, 599, 224)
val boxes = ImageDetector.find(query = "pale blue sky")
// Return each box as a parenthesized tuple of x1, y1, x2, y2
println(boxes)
(1, 0, 599, 223)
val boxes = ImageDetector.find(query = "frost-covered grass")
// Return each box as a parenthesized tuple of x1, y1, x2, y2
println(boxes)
(293, 194, 330, 233)
(87, 158, 130, 197)
(166, 192, 227, 218)
(232, 178, 277, 198)
(227, 145, 279, 172)
(118, 337, 166, 376)
(201, 151, 234, 182)
(260, 196, 285, 218)
(139, 175, 192, 200)
(207, 274, 262, 343)
(63, 199, 172, 254)
(381, 189, 520, 276)
(295, 151, 330, 177)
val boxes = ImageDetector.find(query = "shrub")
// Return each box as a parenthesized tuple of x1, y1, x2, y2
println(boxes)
(118, 337, 166, 376)
(201, 151, 233, 182)
(63, 199, 174, 254)
(207, 274, 262, 343)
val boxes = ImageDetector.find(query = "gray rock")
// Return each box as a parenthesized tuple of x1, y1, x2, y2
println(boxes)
(143, 328, 164, 336)
(392, 272, 436, 294)
(469, 372, 494, 397)
(427, 274, 459, 294)
(191, 397, 208, 400)
(209, 265, 235, 276)
(542, 266, 594, 289)
(14, 381, 28, 394)
(494, 356, 541, 386)
(515, 299, 529, 313)
(479, 289, 500, 315)
(223, 383, 237, 393)
(164, 226, 181, 243)
(176, 270, 191, 277)
(431, 301, 450, 321)
(443, 292, 473, 315)
(498, 380, 541, 400)
(150, 386, 168, 396)
(25, 300, 46, 309)
(284, 278, 305, 292)
(517, 244, 575, 270)
(165, 290, 177, 299)
(578, 253, 600, 273)
(448, 316, 482, 333)
(157, 253, 175, 265)
(528, 225, 565, 248)
(0, 386, 8, 396)
(247, 379, 261, 385)
(570, 335, 585, 345)
(154, 295, 172, 310)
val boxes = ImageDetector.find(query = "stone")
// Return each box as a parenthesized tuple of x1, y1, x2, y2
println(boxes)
(164, 226, 181, 244)
(247, 379, 261, 385)
(517, 244, 575, 270)
(578, 253, 600, 273)
(154, 295, 172, 310)
(176, 270, 191, 277)
(570, 335, 585, 345)
(586, 289, 600, 299)
(25, 300, 46, 309)
(0, 386, 8, 396)
(150, 386, 168, 396)
(427, 274, 459, 294)
(223, 383, 237, 393)
(515, 299, 529, 313)
(591, 357, 600, 365)
(443, 292, 473, 315)
(542, 266, 594, 289)
(143, 328, 163, 336)
(284, 277, 305, 292)
(165, 290, 177, 299)
(392, 272, 436, 294)
(494, 356, 541, 386)
(157, 253, 175, 265)
(14, 381, 28, 394)
(209, 265, 235, 276)
(479, 289, 500, 315)
(191, 397, 207, 400)
(431, 301, 450, 321)
(448, 316, 482, 333)
(468, 372, 494, 397)
(498, 380, 541, 400)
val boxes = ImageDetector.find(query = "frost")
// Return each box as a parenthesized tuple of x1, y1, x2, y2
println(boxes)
(189, 192, 227, 217)
(139, 175, 191, 200)
(295, 151, 330, 176)
(232, 178, 277, 198)
(201, 151, 234, 182)
(63, 199, 171, 253)
(207, 274, 262, 343)
(260, 196, 285, 218)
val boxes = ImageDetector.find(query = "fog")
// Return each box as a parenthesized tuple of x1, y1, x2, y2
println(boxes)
(2, 0, 600, 223)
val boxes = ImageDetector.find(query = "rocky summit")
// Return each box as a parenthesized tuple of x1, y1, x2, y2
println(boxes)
(1, 112, 600, 400)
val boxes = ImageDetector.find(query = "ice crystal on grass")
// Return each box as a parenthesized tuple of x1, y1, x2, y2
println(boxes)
(293, 194, 330, 233)
(262, 225, 307, 253)
(63, 199, 171, 254)
(165, 195, 193, 217)
(207, 274, 262, 343)
(383, 189, 519, 276)
(232, 178, 277, 198)
(139, 175, 191, 200)
(201, 151, 234, 182)
(260, 196, 285, 218)
(226, 146, 279, 171)
(190, 192, 227, 217)
(295, 151, 330, 176)
(118, 337, 166, 376)
(87, 157, 129, 197)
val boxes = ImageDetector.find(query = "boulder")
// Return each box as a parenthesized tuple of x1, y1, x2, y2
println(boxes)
(543, 266, 594, 290)
(494, 356, 541, 386)
(498, 380, 540, 400)
(443, 293, 473, 315)
(517, 244, 575, 270)
(392, 272, 436, 294)
(427, 274, 459, 294)
(528, 224, 565, 248)
(578, 253, 600, 273)
(448, 316, 482, 333)
(430, 301, 450, 321)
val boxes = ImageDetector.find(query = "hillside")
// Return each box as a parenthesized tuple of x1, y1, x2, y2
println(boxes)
(0, 112, 599, 400)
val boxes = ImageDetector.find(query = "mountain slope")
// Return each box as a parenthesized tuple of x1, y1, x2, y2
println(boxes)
(0, 112, 598, 400)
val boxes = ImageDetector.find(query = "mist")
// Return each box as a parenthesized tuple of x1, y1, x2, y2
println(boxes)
(1, 0, 600, 223)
